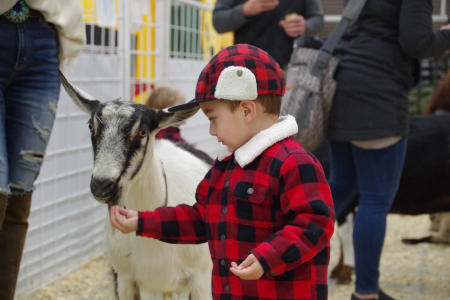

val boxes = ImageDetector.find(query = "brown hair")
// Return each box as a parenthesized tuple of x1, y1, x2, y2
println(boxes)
(145, 87, 185, 110)
(424, 71, 450, 114)
(224, 94, 282, 115)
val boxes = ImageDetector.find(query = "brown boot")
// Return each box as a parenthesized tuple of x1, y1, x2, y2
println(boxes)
(0, 192, 32, 300)
(0, 193, 7, 230)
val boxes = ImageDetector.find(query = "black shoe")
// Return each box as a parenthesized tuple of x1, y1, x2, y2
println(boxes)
(378, 290, 395, 300)
(350, 289, 396, 300)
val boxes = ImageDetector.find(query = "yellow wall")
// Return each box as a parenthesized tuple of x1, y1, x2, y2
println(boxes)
(80, 0, 119, 24)
(200, 0, 233, 60)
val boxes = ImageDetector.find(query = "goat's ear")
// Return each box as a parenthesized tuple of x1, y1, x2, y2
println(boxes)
(59, 71, 101, 114)
(157, 106, 200, 129)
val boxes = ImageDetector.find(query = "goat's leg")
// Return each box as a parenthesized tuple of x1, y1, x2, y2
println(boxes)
(330, 214, 354, 284)
(188, 274, 212, 300)
(429, 213, 442, 232)
(433, 213, 450, 244)
(403, 212, 450, 244)
(340, 214, 355, 269)
(133, 281, 141, 300)
(330, 240, 344, 279)
(117, 274, 136, 300)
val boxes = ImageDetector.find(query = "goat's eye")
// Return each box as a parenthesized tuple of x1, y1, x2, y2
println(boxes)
(138, 129, 147, 137)
(88, 122, 94, 133)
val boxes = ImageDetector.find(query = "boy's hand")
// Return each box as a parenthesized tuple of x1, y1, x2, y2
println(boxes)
(242, 0, 279, 17)
(109, 205, 138, 234)
(279, 14, 306, 37)
(230, 254, 264, 280)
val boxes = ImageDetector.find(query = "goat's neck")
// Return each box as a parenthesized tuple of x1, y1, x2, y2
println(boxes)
(121, 138, 166, 211)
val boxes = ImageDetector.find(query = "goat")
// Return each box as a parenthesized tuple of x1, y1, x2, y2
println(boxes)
(405, 70, 450, 245)
(60, 72, 213, 300)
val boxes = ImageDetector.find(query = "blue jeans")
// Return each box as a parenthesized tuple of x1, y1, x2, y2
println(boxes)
(328, 140, 407, 294)
(0, 16, 60, 195)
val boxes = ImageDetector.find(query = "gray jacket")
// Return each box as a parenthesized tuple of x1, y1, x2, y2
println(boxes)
(212, 0, 324, 68)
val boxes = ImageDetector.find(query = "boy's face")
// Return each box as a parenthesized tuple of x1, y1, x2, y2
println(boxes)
(200, 100, 252, 153)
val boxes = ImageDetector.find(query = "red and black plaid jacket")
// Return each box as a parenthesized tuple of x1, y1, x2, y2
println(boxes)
(156, 126, 186, 143)
(138, 116, 334, 299)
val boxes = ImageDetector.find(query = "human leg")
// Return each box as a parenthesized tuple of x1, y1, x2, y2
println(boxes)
(0, 104, 7, 228)
(328, 141, 359, 284)
(0, 17, 60, 299)
(328, 141, 359, 220)
(0, 17, 16, 227)
(351, 139, 407, 297)
(0, 192, 32, 299)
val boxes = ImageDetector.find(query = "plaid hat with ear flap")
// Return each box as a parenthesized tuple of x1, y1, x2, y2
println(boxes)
(169, 44, 284, 112)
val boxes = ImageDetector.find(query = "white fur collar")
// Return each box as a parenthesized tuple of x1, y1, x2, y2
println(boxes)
(217, 115, 298, 167)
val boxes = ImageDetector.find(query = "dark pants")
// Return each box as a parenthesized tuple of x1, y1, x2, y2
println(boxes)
(0, 16, 60, 195)
(328, 139, 407, 294)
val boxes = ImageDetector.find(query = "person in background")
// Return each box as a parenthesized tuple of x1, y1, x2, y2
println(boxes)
(326, 1, 450, 299)
(212, 0, 324, 69)
(0, 1, 85, 299)
(145, 86, 187, 143)
(109, 44, 334, 300)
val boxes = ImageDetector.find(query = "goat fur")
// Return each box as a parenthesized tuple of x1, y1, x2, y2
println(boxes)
(106, 138, 212, 299)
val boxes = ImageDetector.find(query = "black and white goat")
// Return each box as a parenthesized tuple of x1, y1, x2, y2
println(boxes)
(60, 73, 213, 299)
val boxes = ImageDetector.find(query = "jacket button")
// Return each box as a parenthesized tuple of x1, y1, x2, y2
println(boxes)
(225, 181, 229, 187)
(220, 259, 226, 266)
(270, 271, 277, 276)
(222, 207, 228, 214)
(247, 187, 254, 194)
(220, 234, 226, 240)
(224, 285, 230, 292)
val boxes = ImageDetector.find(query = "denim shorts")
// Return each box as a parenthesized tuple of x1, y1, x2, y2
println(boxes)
(0, 16, 60, 194)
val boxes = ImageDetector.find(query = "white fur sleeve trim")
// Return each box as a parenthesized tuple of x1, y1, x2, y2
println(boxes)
(214, 66, 258, 101)
(217, 115, 298, 167)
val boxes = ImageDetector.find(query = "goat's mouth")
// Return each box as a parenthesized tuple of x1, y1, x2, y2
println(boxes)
(90, 177, 120, 205)
(92, 192, 119, 206)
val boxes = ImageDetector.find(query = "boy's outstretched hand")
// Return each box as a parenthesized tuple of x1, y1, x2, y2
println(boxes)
(230, 254, 264, 280)
(109, 206, 138, 234)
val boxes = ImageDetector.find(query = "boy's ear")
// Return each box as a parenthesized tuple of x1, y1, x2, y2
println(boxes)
(240, 100, 257, 120)
(157, 106, 200, 129)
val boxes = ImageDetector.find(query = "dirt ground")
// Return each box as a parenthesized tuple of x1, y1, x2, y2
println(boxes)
(16, 214, 450, 300)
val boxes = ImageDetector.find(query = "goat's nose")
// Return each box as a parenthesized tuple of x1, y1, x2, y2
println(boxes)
(90, 178, 117, 198)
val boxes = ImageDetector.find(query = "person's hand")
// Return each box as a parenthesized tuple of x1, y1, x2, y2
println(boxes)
(440, 24, 450, 31)
(242, 0, 279, 17)
(109, 205, 138, 234)
(230, 254, 264, 280)
(279, 14, 306, 37)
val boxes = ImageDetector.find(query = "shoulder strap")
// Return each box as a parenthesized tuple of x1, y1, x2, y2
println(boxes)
(311, 0, 368, 76)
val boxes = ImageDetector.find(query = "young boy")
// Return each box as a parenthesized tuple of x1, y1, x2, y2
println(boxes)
(110, 44, 335, 300)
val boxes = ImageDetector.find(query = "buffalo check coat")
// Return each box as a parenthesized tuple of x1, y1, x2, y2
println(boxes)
(137, 115, 335, 300)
